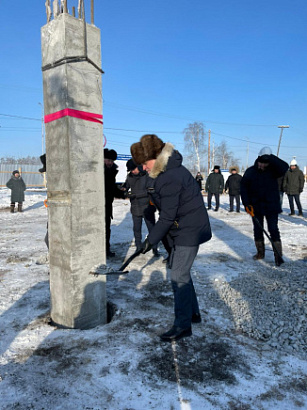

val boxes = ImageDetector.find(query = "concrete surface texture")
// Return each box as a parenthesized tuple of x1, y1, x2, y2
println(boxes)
(41, 13, 106, 329)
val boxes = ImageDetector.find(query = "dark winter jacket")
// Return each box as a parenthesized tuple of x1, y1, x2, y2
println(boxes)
(225, 173, 242, 196)
(146, 143, 212, 247)
(240, 155, 288, 215)
(6, 175, 26, 203)
(283, 166, 305, 195)
(205, 172, 224, 194)
(124, 169, 152, 217)
(195, 173, 203, 189)
(277, 175, 284, 192)
(104, 163, 125, 218)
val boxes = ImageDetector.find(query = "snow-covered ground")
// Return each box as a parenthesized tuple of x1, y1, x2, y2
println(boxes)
(0, 187, 306, 410)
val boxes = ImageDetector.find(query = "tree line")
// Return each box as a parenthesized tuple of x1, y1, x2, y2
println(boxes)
(183, 122, 241, 175)
(0, 156, 41, 165)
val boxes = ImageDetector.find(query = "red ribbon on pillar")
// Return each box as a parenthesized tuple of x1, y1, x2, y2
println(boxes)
(44, 108, 103, 124)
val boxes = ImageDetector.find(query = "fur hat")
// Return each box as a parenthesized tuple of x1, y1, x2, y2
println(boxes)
(104, 148, 117, 161)
(126, 158, 137, 172)
(229, 165, 239, 173)
(131, 134, 165, 164)
(213, 165, 220, 170)
(12, 170, 19, 175)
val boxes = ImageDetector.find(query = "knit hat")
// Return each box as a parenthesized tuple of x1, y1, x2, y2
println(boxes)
(290, 159, 297, 166)
(12, 170, 19, 175)
(131, 134, 165, 164)
(104, 148, 117, 161)
(126, 158, 137, 172)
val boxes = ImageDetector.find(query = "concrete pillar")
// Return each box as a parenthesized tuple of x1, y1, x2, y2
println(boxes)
(41, 13, 106, 329)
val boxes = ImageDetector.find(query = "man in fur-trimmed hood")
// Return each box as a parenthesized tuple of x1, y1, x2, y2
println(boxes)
(131, 134, 212, 342)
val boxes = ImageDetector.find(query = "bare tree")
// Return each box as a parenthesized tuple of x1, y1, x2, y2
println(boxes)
(183, 122, 207, 175)
(214, 140, 240, 169)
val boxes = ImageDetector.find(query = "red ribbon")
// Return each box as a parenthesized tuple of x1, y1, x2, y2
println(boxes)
(44, 108, 103, 124)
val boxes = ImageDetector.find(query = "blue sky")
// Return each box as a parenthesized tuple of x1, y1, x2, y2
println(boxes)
(0, 0, 306, 169)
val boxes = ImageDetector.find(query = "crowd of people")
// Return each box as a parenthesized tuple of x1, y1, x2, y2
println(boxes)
(5, 140, 305, 342)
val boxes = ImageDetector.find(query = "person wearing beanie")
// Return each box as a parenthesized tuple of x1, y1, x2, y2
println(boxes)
(225, 166, 242, 212)
(6, 170, 26, 213)
(205, 165, 224, 211)
(131, 134, 212, 342)
(283, 159, 305, 216)
(104, 148, 126, 257)
(241, 146, 288, 264)
(123, 159, 159, 256)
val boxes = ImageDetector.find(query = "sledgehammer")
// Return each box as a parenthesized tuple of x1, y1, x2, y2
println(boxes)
(246, 205, 284, 266)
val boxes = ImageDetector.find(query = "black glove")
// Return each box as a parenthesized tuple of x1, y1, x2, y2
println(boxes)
(141, 237, 152, 254)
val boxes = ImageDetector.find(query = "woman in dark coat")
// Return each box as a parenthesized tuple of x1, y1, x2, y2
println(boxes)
(131, 134, 212, 342)
(240, 147, 288, 264)
(225, 166, 242, 212)
(205, 165, 224, 211)
(6, 170, 26, 213)
(124, 159, 158, 255)
(195, 172, 203, 190)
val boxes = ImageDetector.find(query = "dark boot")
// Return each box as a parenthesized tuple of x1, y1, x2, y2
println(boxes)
(18, 203, 23, 212)
(253, 241, 265, 260)
(160, 326, 192, 342)
(273, 241, 284, 266)
(10, 204, 15, 213)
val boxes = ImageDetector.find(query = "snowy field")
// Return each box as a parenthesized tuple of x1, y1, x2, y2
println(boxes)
(0, 187, 306, 410)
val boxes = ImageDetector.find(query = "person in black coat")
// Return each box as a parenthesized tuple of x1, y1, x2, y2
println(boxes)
(240, 147, 288, 264)
(195, 172, 203, 190)
(205, 165, 224, 211)
(6, 170, 26, 213)
(131, 134, 212, 342)
(124, 159, 159, 255)
(225, 166, 242, 212)
(104, 148, 126, 257)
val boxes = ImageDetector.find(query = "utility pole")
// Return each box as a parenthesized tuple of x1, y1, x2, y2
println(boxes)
(277, 125, 290, 157)
(208, 129, 211, 175)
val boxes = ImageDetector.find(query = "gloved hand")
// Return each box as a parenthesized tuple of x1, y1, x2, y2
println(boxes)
(141, 237, 152, 254)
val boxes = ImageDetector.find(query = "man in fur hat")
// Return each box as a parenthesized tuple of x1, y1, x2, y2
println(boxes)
(104, 148, 125, 257)
(225, 166, 242, 212)
(131, 134, 212, 342)
(205, 165, 224, 211)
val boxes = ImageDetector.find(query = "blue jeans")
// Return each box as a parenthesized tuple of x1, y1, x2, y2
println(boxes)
(169, 245, 200, 329)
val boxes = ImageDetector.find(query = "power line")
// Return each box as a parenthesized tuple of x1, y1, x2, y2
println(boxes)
(104, 100, 279, 127)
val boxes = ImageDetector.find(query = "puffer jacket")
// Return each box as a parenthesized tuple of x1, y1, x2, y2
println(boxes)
(147, 143, 212, 246)
(6, 175, 26, 202)
(225, 173, 242, 196)
(240, 154, 288, 215)
(124, 169, 152, 217)
(205, 172, 224, 194)
(283, 166, 305, 195)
